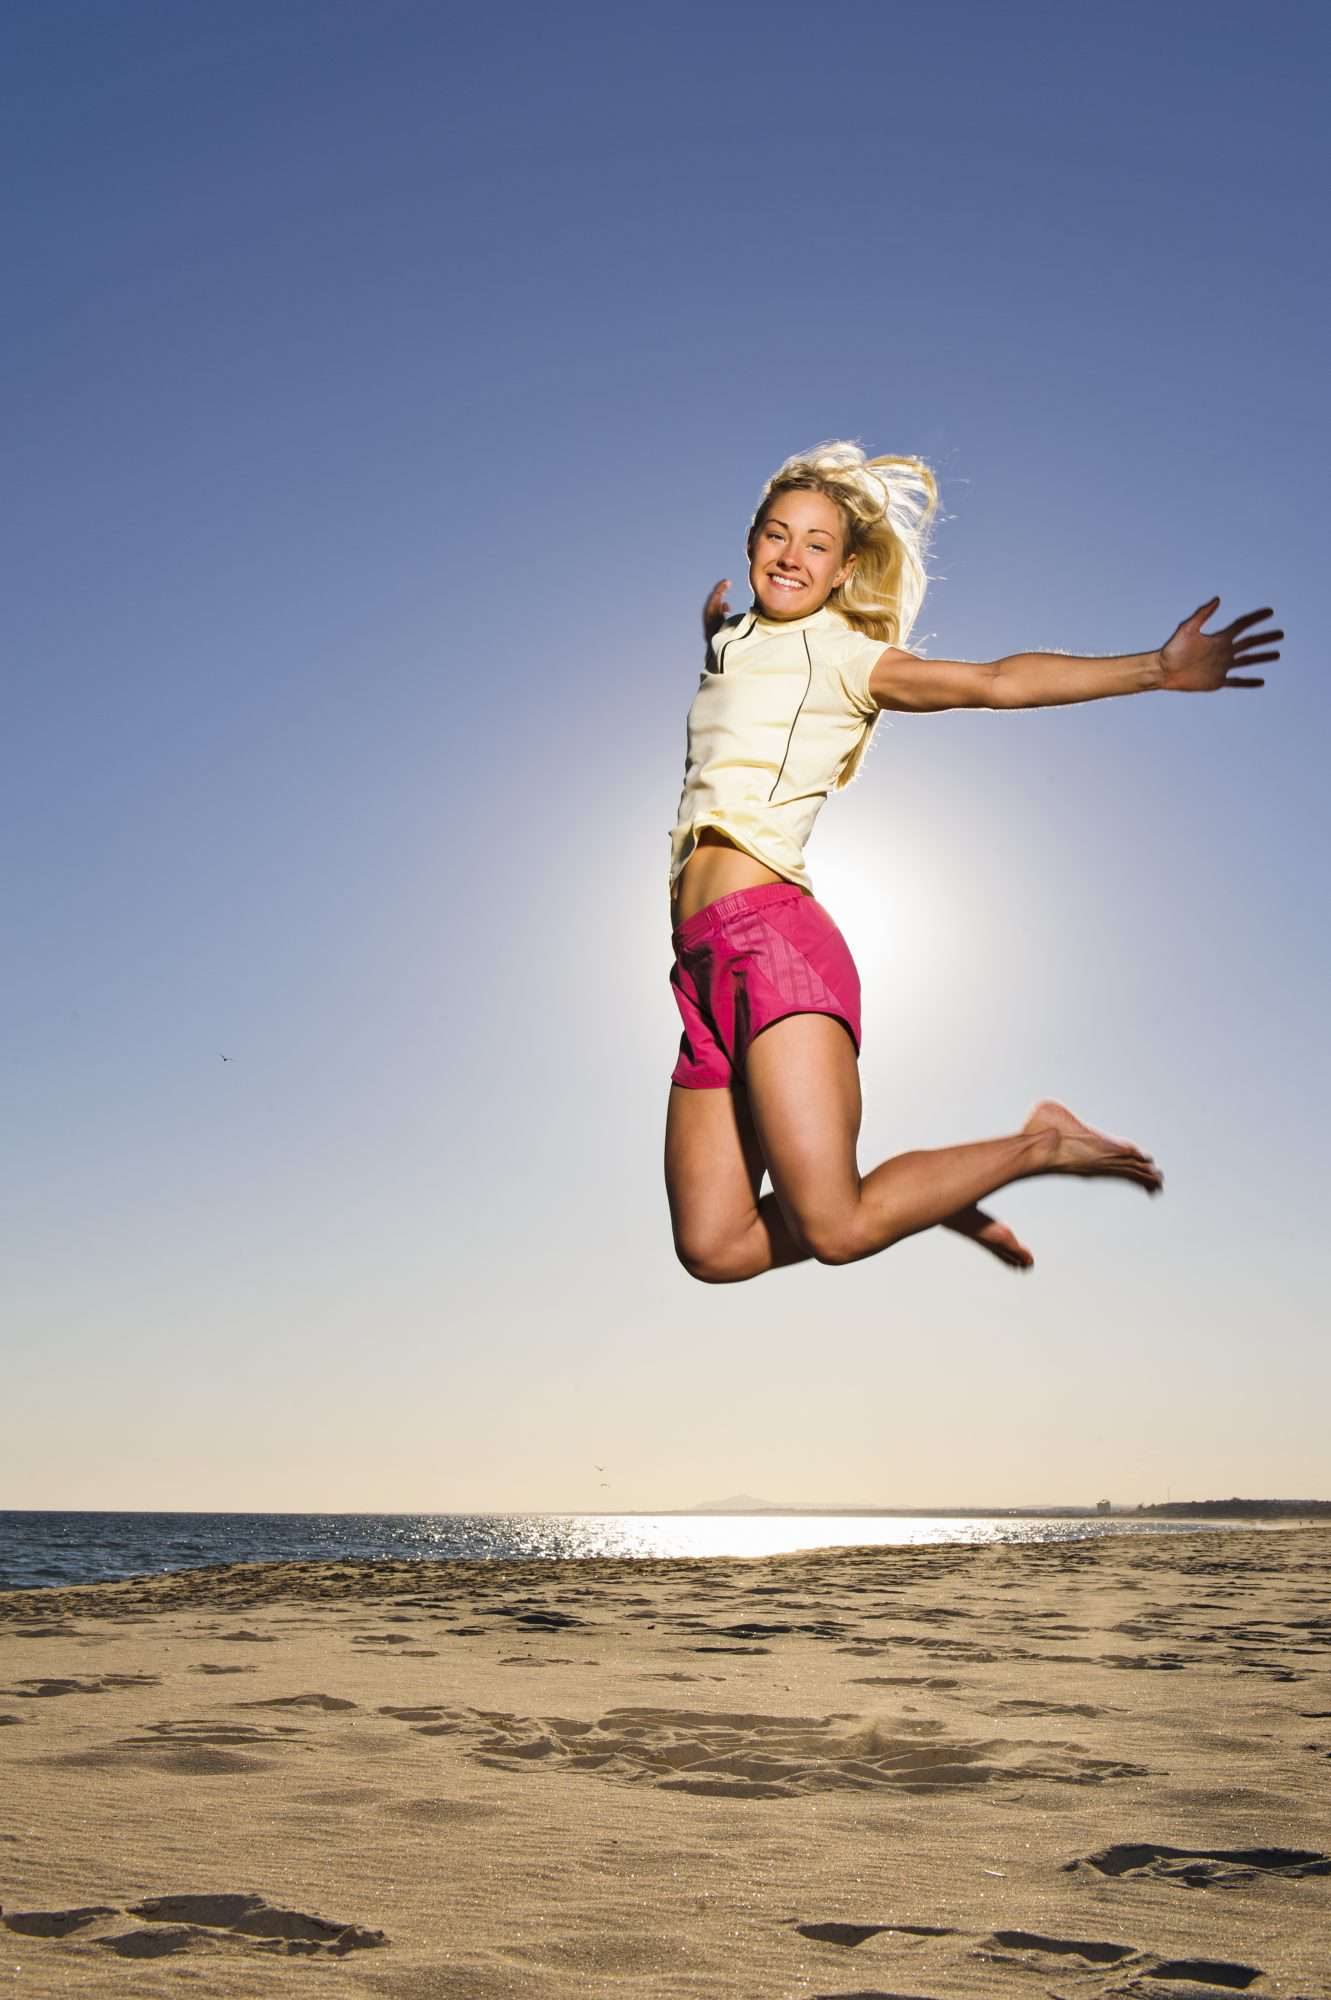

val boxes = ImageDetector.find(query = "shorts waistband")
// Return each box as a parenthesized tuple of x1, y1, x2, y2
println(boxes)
(672, 880, 807, 946)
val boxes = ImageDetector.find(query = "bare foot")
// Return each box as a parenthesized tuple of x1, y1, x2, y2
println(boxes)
(943, 1203, 1034, 1270)
(1023, 1099, 1163, 1193)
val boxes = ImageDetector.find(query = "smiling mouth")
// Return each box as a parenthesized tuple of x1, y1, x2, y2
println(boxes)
(767, 574, 806, 592)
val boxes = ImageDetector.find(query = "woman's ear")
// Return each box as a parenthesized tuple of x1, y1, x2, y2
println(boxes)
(834, 552, 857, 588)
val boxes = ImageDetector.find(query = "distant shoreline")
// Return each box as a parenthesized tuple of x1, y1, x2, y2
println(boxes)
(656, 1508, 1198, 1520)
(668, 1502, 1331, 1522)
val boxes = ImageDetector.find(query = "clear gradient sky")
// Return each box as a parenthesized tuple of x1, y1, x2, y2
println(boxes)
(5, 0, 1328, 1514)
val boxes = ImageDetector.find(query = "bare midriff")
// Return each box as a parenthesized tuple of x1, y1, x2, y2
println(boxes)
(670, 827, 788, 925)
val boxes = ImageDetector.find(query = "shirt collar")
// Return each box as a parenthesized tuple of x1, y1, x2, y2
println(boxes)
(746, 602, 844, 636)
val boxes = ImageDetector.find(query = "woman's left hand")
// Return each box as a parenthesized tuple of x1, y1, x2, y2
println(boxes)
(703, 579, 732, 643)
(1160, 597, 1283, 691)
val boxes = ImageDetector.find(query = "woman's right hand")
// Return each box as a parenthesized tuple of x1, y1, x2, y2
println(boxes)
(703, 579, 731, 643)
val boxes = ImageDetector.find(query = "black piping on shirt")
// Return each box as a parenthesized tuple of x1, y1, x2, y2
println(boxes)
(768, 630, 813, 802)
(711, 612, 756, 674)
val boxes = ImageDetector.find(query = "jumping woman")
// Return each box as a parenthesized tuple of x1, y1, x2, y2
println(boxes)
(665, 441, 1280, 1284)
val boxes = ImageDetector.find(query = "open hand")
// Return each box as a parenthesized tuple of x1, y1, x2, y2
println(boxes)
(1160, 598, 1282, 691)
(702, 579, 731, 644)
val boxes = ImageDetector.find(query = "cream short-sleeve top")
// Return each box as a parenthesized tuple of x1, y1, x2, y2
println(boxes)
(669, 603, 885, 893)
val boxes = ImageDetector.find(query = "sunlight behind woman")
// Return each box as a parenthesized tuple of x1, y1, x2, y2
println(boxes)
(814, 843, 971, 1012)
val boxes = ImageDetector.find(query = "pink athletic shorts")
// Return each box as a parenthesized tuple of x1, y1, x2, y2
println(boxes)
(669, 881, 862, 1089)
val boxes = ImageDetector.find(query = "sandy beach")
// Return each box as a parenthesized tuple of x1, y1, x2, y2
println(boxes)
(2, 1526, 1328, 1998)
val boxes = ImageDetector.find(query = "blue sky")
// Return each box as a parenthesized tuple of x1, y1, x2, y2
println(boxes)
(5, 0, 1327, 1511)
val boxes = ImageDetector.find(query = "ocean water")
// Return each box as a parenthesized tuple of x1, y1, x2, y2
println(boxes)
(0, 1509, 1258, 1593)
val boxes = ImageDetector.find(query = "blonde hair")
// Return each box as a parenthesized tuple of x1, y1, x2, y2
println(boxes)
(748, 439, 938, 648)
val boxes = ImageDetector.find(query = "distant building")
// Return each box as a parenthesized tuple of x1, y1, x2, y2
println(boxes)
(1096, 1498, 1112, 1513)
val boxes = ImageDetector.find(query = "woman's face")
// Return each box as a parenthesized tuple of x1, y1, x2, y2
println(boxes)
(749, 488, 854, 620)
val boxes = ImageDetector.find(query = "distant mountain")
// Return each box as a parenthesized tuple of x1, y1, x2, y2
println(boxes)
(690, 1494, 890, 1514)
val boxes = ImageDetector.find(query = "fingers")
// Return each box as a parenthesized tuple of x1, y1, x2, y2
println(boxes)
(1230, 623, 1281, 687)
(1222, 605, 1274, 637)
(1185, 604, 1283, 649)
(702, 578, 731, 639)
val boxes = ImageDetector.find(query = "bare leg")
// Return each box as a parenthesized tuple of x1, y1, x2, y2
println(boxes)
(746, 1018, 1159, 1267)
(665, 1086, 1038, 1281)
(665, 1082, 807, 1283)
(667, 1014, 1160, 1282)
(942, 1203, 1034, 1269)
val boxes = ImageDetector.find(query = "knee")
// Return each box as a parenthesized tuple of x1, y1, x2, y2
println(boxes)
(673, 1230, 751, 1285)
(800, 1215, 865, 1267)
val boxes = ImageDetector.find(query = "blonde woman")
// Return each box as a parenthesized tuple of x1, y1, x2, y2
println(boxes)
(666, 442, 1280, 1283)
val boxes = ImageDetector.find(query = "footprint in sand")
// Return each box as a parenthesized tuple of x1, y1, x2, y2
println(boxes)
(795, 1922, 956, 1947)
(847, 1676, 959, 1692)
(234, 1692, 358, 1713)
(984, 1929, 1136, 1965)
(795, 1921, 1267, 1995)
(1066, 1840, 1330, 1885)
(2, 1907, 120, 1938)
(489, 1605, 587, 1631)
(2, 1894, 386, 1959)
(1100, 1651, 1194, 1672)
(376, 1705, 464, 1736)
(990, 1698, 1108, 1717)
(1145, 1959, 1263, 1990)
(44, 1716, 311, 1778)
(706, 1619, 845, 1642)
(402, 1705, 1151, 1800)
(350, 1632, 438, 1657)
(1, 1673, 159, 1698)
(140, 1718, 307, 1745)
(979, 1932, 1269, 1989)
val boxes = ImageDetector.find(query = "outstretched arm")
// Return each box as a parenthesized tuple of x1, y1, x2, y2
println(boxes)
(870, 599, 1282, 712)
